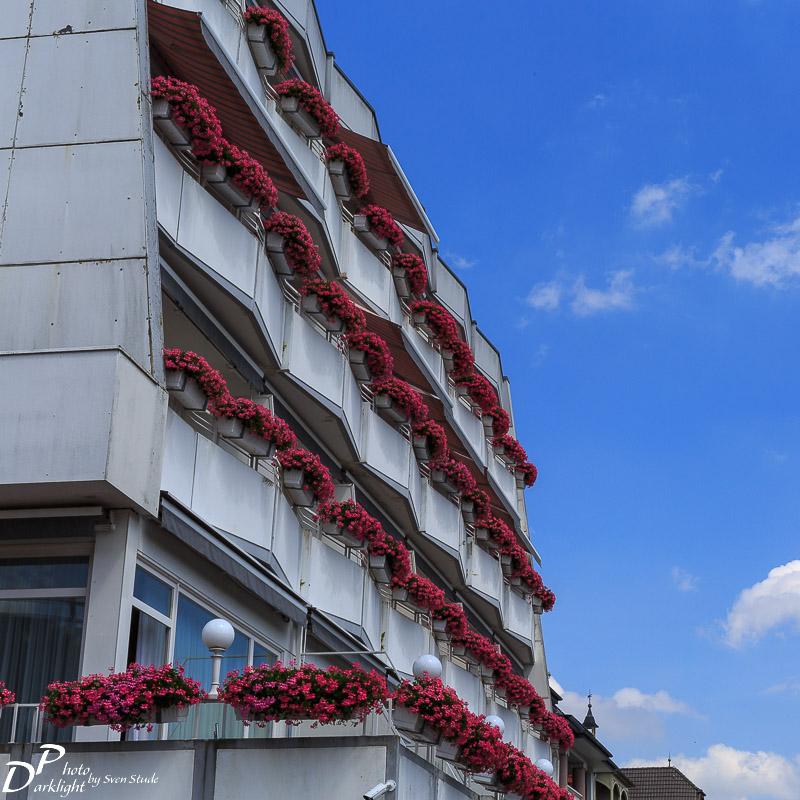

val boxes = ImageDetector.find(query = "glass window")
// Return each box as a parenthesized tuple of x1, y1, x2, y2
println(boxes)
(128, 607, 169, 666)
(0, 557, 89, 590)
(253, 642, 277, 666)
(133, 567, 172, 617)
(0, 597, 85, 743)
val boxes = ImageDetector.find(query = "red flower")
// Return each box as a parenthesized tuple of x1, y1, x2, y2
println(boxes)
(409, 300, 460, 347)
(275, 79, 339, 138)
(486, 404, 511, 437)
(301, 278, 366, 333)
(345, 331, 394, 380)
(456, 372, 498, 413)
(370, 377, 429, 424)
(357, 204, 403, 247)
(163, 347, 229, 401)
(325, 142, 370, 198)
(317, 500, 381, 545)
(392, 253, 428, 296)
(493, 434, 538, 487)
(242, 6, 294, 74)
(411, 418, 449, 460)
(449, 339, 475, 377)
(263, 211, 322, 277)
(428, 455, 478, 496)
(277, 448, 336, 503)
(0, 681, 16, 708)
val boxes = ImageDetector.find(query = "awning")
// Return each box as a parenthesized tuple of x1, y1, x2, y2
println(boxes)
(160, 494, 308, 624)
(338, 128, 429, 232)
(147, 1, 305, 200)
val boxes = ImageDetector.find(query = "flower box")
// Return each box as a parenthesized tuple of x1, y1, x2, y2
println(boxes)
(494, 685, 507, 701)
(392, 705, 442, 745)
(454, 383, 470, 399)
(321, 519, 365, 549)
(348, 347, 373, 383)
(450, 642, 478, 665)
(411, 310, 434, 338)
(481, 414, 495, 434)
(368, 554, 392, 585)
(391, 265, 413, 300)
(279, 95, 321, 138)
(154, 706, 189, 725)
(515, 471, 527, 490)
(326, 159, 353, 201)
(152, 98, 191, 150)
(412, 435, 431, 463)
(353, 214, 390, 253)
(473, 772, 506, 792)
(460, 499, 475, 526)
(516, 704, 531, 720)
(282, 468, 316, 507)
(165, 369, 208, 411)
(265, 231, 294, 277)
(301, 293, 345, 333)
(246, 22, 279, 76)
(431, 618, 450, 642)
(217, 417, 276, 457)
(440, 348, 455, 373)
(430, 468, 458, 496)
(374, 392, 410, 425)
(200, 163, 259, 211)
(436, 739, 462, 762)
(532, 597, 544, 616)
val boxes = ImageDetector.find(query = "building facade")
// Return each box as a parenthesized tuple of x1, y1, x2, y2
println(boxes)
(0, 1, 616, 797)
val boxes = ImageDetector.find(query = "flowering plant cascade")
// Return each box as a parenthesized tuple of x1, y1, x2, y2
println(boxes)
(41, 664, 205, 731)
(449, 339, 475, 377)
(277, 448, 336, 504)
(344, 331, 394, 380)
(456, 372, 498, 413)
(411, 418, 449, 461)
(486, 404, 511, 437)
(541, 711, 575, 751)
(164, 348, 228, 403)
(0, 681, 15, 708)
(263, 211, 322, 277)
(409, 300, 460, 347)
(300, 279, 366, 333)
(429, 456, 478, 496)
(213, 396, 296, 450)
(317, 500, 381, 546)
(393, 676, 470, 742)
(151, 77, 278, 209)
(151, 76, 224, 159)
(357, 204, 403, 247)
(325, 142, 370, 198)
(242, 6, 294, 74)
(219, 662, 387, 726)
(392, 253, 428, 296)
(493, 434, 538, 486)
(463, 487, 492, 519)
(495, 742, 571, 800)
(370, 377, 429, 424)
(275, 79, 339, 137)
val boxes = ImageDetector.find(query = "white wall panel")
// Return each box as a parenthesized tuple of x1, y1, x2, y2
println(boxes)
(30, 0, 137, 35)
(466, 544, 502, 608)
(161, 410, 198, 506)
(361, 578, 383, 649)
(452, 397, 486, 467)
(472, 327, 503, 389)
(0, 38, 26, 148)
(420, 482, 462, 556)
(154, 135, 183, 240)
(283, 310, 345, 404)
(15, 29, 141, 147)
(0, 260, 150, 365)
(176, 176, 259, 296)
(190, 436, 275, 550)
(0, 141, 147, 265)
(343, 229, 395, 315)
(307, 537, 363, 625)
(385, 607, 432, 677)
(253, 248, 285, 356)
(504, 588, 533, 645)
(444, 662, 484, 714)
(489, 452, 518, 508)
(361, 411, 412, 491)
(270, 490, 303, 590)
(433, 258, 468, 325)
(398, 755, 435, 800)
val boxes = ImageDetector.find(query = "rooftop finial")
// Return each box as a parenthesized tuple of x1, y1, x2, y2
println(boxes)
(583, 692, 598, 735)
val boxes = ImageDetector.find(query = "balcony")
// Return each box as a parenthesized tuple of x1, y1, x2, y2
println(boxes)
(487, 450, 519, 511)
(502, 585, 535, 647)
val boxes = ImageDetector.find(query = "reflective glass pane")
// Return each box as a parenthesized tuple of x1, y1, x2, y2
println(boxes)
(0, 557, 89, 590)
(129, 608, 169, 666)
(133, 567, 172, 617)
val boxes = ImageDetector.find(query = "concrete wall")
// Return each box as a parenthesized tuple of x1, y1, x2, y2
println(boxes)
(0, 0, 165, 513)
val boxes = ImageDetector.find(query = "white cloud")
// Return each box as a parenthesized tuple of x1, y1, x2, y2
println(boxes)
(444, 252, 476, 270)
(672, 566, 699, 592)
(765, 679, 800, 696)
(655, 244, 708, 271)
(631, 177, 696, 227)
(627, 745, 800, 800)
(710, 168, 725, 184)
(724, 561, 800, 647)
(713, 218, 800, 287)
(526, 281, 562, 311)
(571, 270, 636, 315)
(552, 681, 695, 743)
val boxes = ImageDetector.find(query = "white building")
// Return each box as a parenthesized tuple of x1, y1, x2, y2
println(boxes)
(0, 2, 595, 797)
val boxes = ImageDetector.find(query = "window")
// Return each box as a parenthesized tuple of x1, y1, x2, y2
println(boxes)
(0, 556, 89, 743)
(127, 564, 279, 739)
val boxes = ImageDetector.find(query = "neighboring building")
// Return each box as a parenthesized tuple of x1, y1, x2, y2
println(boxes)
(0, 1, 624, 798)
(621, 767, 706, 800)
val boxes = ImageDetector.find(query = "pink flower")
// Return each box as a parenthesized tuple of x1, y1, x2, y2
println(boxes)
(263, 211, 322, 277)
(274, 79, 339, 138)
(242, 7, 294, 74)
(392, 253, 428, 296)
(344, 331, 394, 380)
(370, 377, 429, 423)
(300, 278, 366, 333)
(356, 204, 403, 247)
(277, 448, 336, 503)
(325, 142, 370, 198)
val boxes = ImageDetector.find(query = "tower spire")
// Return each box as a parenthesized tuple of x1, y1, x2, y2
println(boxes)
(583, 693, 598, 736)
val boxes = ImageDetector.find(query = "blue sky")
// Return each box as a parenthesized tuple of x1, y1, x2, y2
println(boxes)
(317, 2, 800, 798)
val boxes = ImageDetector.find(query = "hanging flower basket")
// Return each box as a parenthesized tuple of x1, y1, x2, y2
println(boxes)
(278, 94, 322, 138)
(301, 293, 345, 333)
(532, 596, 544, 615)
(152, 98, 192, 150)
(440, 348, 455, 372)
(412, 309, 434, 337)
(165, 369, 208, 411)
(325, 143, 369, 201)
(392, 705, 442, 745)
(473, 772, 506, 792)
(450, 642, 479, 665)
(482, 414, 495, 434)
(153, 705, 190, 725)
(277, 448, 335, 507)
(216, 416, 276, 457)
(494, 684, 507, 701)
(200, 163, 259, 211)
(345, 332, 393, 382)
(368, 553, 392, 585)
(374, 392, 411, 425)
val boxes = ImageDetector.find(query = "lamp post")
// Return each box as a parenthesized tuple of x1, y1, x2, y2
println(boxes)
(201, 618, 235, 699)
(411, 654, 442, 679)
